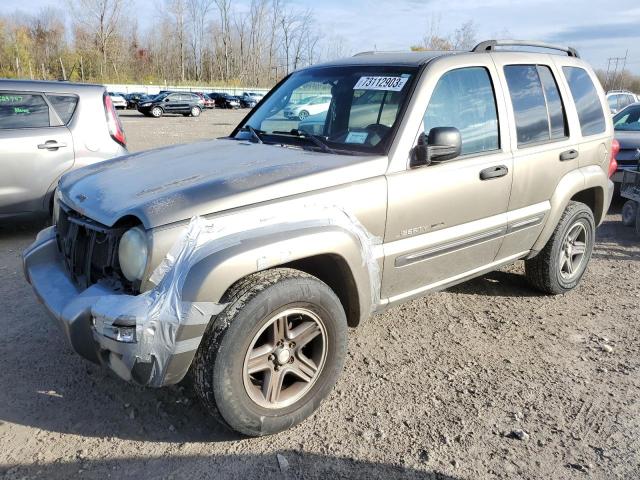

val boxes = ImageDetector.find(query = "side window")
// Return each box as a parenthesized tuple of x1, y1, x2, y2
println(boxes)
(504, 65, 567, 146)
(46, 94, 78, 124)
(423, 67, 499, 156)
(538, 66, 568, 140)
(0, 93, 50, 129)
(168, 94, 179, 101)
(562, 67, 606, 137)
(608, 95, 618, 111)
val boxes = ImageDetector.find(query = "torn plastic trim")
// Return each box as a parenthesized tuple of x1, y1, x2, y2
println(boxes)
(90, 204, 380, 387)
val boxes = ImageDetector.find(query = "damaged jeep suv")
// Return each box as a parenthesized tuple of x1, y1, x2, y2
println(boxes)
(23, 40, 615, 436)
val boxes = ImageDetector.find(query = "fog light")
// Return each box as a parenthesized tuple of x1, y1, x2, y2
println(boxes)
(114, 326, 136, 343)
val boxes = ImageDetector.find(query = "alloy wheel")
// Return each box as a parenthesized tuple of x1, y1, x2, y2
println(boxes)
(242, 308, 327, 409)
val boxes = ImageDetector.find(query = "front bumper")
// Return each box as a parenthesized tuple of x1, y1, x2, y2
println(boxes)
(22, 227, 204, 387)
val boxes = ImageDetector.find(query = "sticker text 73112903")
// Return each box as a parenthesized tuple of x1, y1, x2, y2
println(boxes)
(353, 76, 409, 92)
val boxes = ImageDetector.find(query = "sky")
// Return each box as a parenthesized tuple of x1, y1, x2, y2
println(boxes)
(6, 0, 640, 74)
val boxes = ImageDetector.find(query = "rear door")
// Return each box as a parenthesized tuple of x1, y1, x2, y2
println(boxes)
(492, 59, 576, 259)
(0, 91, 74, 215)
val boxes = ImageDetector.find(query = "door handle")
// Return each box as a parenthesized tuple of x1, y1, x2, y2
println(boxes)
(559, 149, 579, 161)
(37, 141, 67, 150)
(480, 165, 508, 180)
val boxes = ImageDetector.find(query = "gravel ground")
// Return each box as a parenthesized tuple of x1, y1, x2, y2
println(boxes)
(0, 109, 639, 479)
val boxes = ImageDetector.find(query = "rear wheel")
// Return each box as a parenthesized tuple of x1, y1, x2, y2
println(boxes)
(193, 268, 347, 436)
(525, 201, 595, 294)
(298, 110, 309, 120)
(151, 106, 163, 118)
(622, 200, 637, 227)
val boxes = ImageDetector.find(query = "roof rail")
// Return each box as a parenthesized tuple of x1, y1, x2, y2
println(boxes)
(472, 40, 580, 58)
(352, 50, 410, 57)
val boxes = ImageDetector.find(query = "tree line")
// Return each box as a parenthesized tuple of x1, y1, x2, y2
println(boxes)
(0, 0, 350, 87)
(1, 3, 639, 92)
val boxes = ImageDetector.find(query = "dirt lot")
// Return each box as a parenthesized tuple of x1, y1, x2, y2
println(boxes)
(1, 109, 639, 480)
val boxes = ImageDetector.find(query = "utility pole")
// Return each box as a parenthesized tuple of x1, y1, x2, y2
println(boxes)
(605, 51, 628, 91)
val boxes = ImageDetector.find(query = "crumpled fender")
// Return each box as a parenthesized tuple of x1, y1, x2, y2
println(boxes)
(177, 206, 381, 324)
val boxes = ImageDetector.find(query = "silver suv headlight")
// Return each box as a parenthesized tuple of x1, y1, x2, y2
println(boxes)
(118, 226, 148, 282)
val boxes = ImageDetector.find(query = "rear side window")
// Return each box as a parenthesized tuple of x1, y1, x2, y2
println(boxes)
(424, 67, 499, 155)
(0, 93, 50, 129)
(562, 67, 606, 136)
(46, 94, 78, 124)
(504, 65, 567, 146)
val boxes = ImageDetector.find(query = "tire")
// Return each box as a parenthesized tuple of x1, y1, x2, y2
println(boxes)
(525, 201, 595, 295)
(193, 268, 347, 436)
(298, 110, 309, 120)
(635, 202, 640, 237)
(151, 106, 163, 118)
(191, 106, 201, 117)
(622, 200, 637, 227)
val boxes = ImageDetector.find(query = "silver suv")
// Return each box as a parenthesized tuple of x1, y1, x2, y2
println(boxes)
(23, 40, 614, 436)
(0, 80, 127, 219)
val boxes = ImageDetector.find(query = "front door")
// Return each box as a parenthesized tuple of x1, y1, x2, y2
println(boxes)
(0, 92, 74, 214)
(383, 65, 513, 302)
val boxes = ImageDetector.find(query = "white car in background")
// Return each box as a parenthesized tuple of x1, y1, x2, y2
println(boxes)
(284, 95, 332, 120)
(606, 90, 638, 114)
(108, 92, 127, 110)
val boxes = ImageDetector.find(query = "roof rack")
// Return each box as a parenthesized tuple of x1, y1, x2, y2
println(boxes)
(472, 40, 580, 58)
(352, 50, 411, 57)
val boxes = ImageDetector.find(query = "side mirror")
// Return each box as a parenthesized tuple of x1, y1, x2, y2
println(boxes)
(410, 127, 462, 167)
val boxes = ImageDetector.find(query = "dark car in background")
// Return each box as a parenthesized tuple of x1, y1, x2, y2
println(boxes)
(238, 95, 257, 109)
(137, 92, 202, 118)
(208, 92, 240, 109)
(125, 92, 154, 109)
(612, 103, 640, 183)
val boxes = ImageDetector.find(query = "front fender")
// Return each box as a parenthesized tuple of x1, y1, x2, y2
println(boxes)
(181, 224, 378, 325)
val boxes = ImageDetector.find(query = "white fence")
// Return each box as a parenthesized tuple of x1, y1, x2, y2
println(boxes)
(104, 83, 272, 96)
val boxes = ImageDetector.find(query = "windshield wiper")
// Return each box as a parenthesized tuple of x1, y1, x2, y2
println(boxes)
(272, 129, 338, 154)
(242, 125, 264, 144)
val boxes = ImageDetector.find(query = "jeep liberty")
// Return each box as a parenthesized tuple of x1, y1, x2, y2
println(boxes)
(23, 40, 615, 436)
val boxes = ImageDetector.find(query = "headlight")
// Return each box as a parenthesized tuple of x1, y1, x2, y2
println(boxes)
(118, 226, 148, 282)
(140, 102, 151, 107)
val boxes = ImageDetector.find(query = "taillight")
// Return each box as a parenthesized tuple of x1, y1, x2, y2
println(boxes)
(608, 138, 619, 178)
(103, 93, 126, 147)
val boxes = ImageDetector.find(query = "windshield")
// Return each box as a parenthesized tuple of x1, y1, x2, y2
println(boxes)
(614, 105, 640, 131)
(235, 65, 418, 154)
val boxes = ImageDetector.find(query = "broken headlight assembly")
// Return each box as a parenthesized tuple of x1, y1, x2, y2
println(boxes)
(118, 226, 149, 282)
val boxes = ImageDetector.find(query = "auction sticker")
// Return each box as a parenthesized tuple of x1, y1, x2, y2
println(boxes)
(354, 76, 408, 91)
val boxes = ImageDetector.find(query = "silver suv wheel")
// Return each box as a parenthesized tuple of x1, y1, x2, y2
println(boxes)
(242, 308, 327, 409)
(558, 222, 589, 280)
(151, 106, 163, 118)
(193, 268, 347, 436)
(525, 201, 595, 295)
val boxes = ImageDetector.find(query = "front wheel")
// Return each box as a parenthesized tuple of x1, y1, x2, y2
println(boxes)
(525, 201, 595, 294)
(150, 106, 163, 118)
(193, 268, 347, 436)
(298, 110, 309, 120)
(190, 106, 201, 117)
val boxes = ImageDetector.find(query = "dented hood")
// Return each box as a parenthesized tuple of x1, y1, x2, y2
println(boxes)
(59, 138, 387, 228)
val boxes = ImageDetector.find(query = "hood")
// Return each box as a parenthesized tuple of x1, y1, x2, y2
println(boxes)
(615, 130, 640, 150)
(59, 138, 387, 228)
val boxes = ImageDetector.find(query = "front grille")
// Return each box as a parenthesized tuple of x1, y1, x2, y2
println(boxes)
(56, 204, 135, 292)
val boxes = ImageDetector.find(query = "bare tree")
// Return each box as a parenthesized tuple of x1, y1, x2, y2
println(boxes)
(70, 0, 125, 79)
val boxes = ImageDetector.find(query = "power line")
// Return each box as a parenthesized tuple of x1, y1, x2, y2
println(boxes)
(605, 50, 628, 91)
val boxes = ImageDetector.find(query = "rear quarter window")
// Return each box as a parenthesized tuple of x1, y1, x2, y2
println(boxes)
(0, 93, 50, 129)
(46, 94, 79, 124)
(562, 67, 606, 136)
